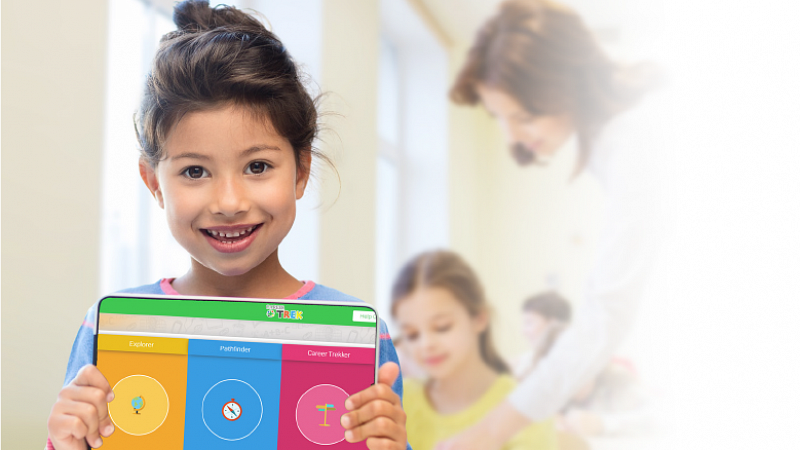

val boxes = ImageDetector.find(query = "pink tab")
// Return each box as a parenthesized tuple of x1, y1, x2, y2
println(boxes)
(282, 344, 375, 365)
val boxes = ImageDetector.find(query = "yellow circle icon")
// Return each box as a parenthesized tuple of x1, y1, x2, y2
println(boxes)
(109, 375, 169, 436)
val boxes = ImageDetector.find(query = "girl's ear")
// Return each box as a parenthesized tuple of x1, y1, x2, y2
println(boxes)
(139, 157, 165, 209)
(473, 308, 490, 334)
(295, 151, 312, 200)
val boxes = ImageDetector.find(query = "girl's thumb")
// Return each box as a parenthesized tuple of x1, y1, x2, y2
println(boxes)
(378, 361, 400, 386)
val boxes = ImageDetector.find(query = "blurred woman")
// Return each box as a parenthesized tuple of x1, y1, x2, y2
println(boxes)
(439, 1, 665, 448)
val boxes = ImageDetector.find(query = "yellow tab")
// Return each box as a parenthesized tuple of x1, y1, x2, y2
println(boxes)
(98, 334, 188, 355)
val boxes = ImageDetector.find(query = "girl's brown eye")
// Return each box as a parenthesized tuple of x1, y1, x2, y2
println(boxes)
(248, 162, 267, 174)
(185, 166, 205, 179)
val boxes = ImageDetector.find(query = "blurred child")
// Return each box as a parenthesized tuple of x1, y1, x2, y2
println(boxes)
(559, 358, 654, 437)
(391, 250, 556, 450)
(517, 291, 653, 437)
(512, 291, 572, 380)
(45, 2, 407, 449)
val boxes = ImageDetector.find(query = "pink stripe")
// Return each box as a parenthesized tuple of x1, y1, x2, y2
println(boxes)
(284, 280, 315, 299)
(282, 344, 375, 365)
(380, 333, 392, 340)
(46, 437, 55, 450)
(160, 278, 180, 295)
(160, 278, 315, 300)
(82, 319, 95, 330)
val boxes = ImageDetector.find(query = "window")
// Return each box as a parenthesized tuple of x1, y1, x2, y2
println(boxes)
(375, 0, 450, 332)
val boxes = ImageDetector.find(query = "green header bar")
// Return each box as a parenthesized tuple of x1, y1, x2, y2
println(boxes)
(99, 297, 377, 328)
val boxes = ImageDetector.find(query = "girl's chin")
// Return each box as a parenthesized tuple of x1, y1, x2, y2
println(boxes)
(194, 256, 266, 278)
(424, 361, 455, 379)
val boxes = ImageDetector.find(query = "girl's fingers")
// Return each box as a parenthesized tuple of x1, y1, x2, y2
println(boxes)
(345, 383, 400, 412)
(60, 384, 116, 438)
(73, 365, 115, 402)
(344, 416, 405, 445)
(341, 398, 406, 430)
(366, 436, 406, 450)
(57, 399, 105, 448)
(48, 405, 90, 450)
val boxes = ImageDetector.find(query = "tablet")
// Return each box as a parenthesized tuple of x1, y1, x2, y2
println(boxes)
(93, 294, 379, 449)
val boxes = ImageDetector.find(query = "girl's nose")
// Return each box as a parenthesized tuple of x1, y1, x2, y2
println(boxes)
(212, 178, 250, 217)
(419, 332, 436, 351)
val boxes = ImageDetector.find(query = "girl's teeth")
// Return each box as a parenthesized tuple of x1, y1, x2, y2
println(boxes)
(206, 226, 258, 239)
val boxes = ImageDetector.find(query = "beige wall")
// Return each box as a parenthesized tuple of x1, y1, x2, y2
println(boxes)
(317, 0, 380, 305)
(1, 0, 109, 447)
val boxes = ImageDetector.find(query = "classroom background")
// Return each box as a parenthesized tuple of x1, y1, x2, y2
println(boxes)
(4, 0, 800, 449)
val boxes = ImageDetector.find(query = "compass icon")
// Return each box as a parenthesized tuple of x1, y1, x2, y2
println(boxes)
(222, 399, 242, 421)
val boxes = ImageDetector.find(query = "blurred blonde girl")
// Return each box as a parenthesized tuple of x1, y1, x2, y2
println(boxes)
(391, 250, 556, 450)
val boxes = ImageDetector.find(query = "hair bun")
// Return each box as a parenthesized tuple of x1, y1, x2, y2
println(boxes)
(173, 0, 265, 34)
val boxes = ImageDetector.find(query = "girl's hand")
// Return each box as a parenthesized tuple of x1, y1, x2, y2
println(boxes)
(47, 365, 115, 449)
(340, 362, 407, 450)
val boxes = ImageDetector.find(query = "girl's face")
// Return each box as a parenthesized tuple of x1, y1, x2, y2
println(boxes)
(521, 311, 550, 347)
(394, 287, 488, 380)
(140, 105, 309, 277)
(476, 84, 574, 166)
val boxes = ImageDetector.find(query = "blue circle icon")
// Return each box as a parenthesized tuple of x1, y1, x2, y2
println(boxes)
(201, 379, 263, 441)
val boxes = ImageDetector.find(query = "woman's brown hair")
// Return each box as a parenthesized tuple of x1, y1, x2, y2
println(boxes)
(135, 0, 325, 177)
(451, 0, 659, 172)
(390, 250, 510, 374)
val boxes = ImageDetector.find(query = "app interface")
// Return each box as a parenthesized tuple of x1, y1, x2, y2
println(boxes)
(95, 297, 378, 449)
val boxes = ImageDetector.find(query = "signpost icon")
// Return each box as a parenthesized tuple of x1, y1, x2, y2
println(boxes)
(316, 404, 335, 426)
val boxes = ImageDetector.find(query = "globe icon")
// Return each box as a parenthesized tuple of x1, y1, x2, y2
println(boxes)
(132, 396, 145, 413)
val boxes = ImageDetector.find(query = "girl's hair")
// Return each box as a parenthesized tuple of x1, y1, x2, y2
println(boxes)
(390, 250, 510, 374)
(450, 0, 660, 172)
(519, 291, 571, 377)
(135, 0, 324, 177)
(522, 290, 572, 322)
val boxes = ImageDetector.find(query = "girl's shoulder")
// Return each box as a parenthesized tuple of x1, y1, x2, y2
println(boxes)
(403, 378, 426, 400)
(114, 279, 167, 295)
(295, 282, 366, 304)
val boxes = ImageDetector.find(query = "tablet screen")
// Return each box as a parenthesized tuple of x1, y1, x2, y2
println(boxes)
(94, 295, 378, 449)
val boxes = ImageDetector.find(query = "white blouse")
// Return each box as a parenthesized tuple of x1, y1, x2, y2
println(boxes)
(509, 93, 668, 420)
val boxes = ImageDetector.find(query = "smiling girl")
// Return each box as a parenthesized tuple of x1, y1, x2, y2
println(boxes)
(391, 251, 555, 450)
(45, 2, 407, 449)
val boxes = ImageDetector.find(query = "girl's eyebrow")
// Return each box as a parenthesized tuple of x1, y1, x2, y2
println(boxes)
(429, 312, 453, 320)
(240, 144, 282, 156)
(170, 145, 282, 161)
(171, 152, 209, 161)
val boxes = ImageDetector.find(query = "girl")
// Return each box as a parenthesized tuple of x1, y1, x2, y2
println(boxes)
(512, 291, 571, 380)
(45, 2, 407, 449)
(442, 0, 664, 448)
(391, 250, 556, 450)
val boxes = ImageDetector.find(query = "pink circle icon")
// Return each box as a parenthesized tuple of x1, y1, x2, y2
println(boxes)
(296, 384, 349, 445)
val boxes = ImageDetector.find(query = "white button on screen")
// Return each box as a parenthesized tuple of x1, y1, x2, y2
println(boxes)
(352, 311, 376, 323)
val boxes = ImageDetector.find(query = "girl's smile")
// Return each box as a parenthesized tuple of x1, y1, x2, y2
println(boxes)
(201, 223, 263, 253)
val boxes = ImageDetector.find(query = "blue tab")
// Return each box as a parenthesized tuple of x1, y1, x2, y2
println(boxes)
(188, 339, 282, 360)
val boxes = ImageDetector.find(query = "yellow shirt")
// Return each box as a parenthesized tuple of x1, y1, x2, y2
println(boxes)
(404, 375, 557, 450)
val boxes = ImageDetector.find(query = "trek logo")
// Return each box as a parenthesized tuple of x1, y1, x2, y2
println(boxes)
(266, 304, 303, 320)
